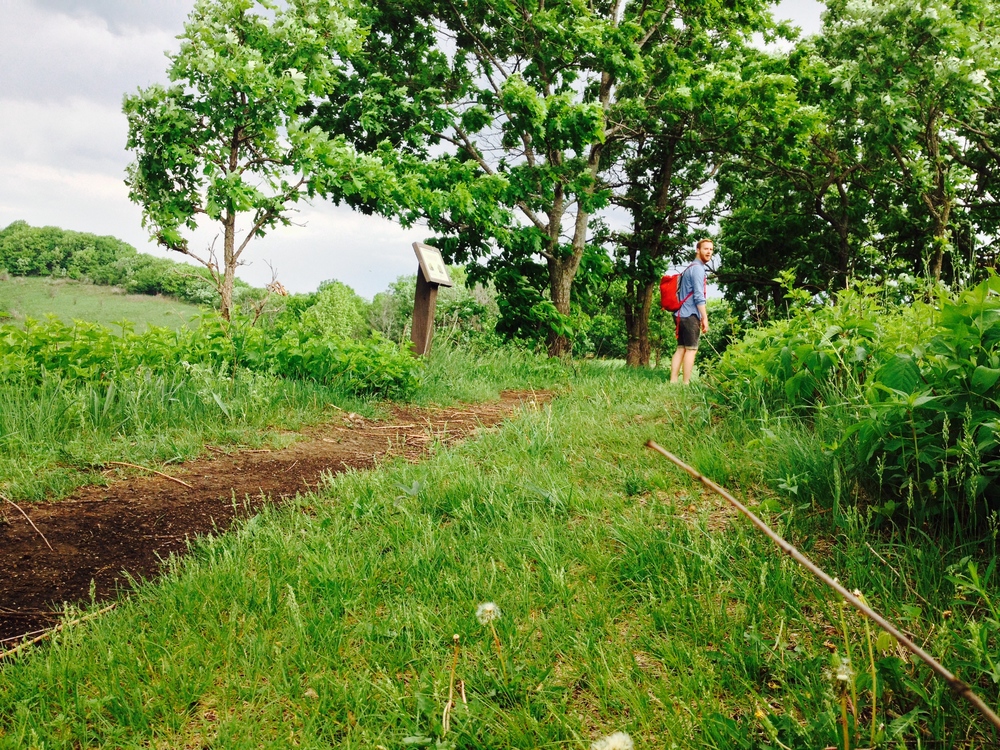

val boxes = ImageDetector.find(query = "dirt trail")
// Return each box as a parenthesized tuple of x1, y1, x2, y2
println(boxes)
(0, 391, 549, 643)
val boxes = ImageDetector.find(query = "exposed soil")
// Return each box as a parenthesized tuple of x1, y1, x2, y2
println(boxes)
(0, 391, 550, 644)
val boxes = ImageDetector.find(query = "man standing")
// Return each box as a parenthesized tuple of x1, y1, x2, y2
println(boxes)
(670, 238, 713, 384)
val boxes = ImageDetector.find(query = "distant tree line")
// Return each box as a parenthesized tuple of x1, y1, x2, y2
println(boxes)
(0, 220, 229, 305)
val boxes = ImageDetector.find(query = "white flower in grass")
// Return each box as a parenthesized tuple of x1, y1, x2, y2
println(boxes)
(835, 657, 854, 682)
(475, 601, 501, 625)
(591, 731, 634, 750)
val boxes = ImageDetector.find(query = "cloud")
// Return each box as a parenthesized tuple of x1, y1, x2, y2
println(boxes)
(773, 0, 824, 37)
(1, 1, 182, 105)
(0, 0, 427, 297)
(0, 98, 127, 172)
(30, 0, 193, 34)
(183, 204, 428, 298)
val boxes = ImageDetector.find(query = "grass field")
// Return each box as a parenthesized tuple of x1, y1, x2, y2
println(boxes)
(0, 276, 202, 331)
(1, 361, 996, 748)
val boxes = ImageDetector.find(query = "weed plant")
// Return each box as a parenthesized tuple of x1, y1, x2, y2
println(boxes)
(414, 340, 571, 404)
(0, 331, 569, 502)
(711, 277, 1000, 536)
(1, 367, 997, 747)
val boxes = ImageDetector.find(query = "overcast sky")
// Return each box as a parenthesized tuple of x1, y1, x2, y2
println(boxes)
(0, 0, 824, 298)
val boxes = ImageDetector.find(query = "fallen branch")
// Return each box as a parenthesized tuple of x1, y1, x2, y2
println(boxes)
(646, 440, 1000, 735)
(0, 603, 118, 661)
(105, 461, 193, 489)
(2, 494, 53, 551)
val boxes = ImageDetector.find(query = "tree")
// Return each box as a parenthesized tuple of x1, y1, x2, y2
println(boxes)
(713, 43, 881, 318)
(609, 33, 784, 365)
(819, 0, 996, 282)
(715, 1, 1000, 313)
(319, 0, 726, 357)
(320, 0, 644, 355)
(124, 0, 391, 320)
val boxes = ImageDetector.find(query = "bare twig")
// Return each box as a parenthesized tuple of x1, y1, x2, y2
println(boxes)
(105, 462, 194, 489)
(0, 603, 118, 661)
(2, 495, 53, 551)
(646, 440, 1000, 734)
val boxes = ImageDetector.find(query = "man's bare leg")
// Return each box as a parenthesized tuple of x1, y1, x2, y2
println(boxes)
(670, 347, 684, 383)
(681, 347, 697, 384)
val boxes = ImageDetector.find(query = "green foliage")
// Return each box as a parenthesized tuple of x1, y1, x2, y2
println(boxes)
(124, 0, 394, 319)
(368, 267, 500, 347)
(0, 314, 420, 400)
(0, 277, 201, 332)
(1, 370, 997, 746)
(0, 365, 365, 502)
(850, 278, 1000, 527)
(716, 0, 1000, 312)
(320, 0, 777, 356)
(0, 221, 231, 306)
(712, 278, 1000, 532)
(300, 280, 368, 340)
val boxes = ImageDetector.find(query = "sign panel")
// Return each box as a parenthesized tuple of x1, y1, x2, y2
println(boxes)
(413, 242, 453, 287)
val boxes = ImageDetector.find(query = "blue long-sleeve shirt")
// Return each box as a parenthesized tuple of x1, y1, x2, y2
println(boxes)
(676, 260, 708, 319)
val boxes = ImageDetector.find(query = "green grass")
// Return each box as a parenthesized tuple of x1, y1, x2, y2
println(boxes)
(0, 341, 571, 503)
(0, 276, 201, 331)
(0, 369, 372, 502)
(2, 364, 997, 748)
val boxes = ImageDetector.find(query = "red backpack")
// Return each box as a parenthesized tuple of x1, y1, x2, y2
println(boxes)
(659, 264, 695, 312)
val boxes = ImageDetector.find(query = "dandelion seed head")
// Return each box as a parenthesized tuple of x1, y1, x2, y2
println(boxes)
(476, 601, 501, 625)
(590, 731, 634, 750)
(835, 658, 854, 682)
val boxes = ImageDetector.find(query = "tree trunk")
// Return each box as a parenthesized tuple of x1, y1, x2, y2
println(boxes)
(624, 278, 656, 367)
(220, 211, 237, 321)
(929, 224, 950, 282)
(928, 176, 951, 281)
(547, 254, 578, 357)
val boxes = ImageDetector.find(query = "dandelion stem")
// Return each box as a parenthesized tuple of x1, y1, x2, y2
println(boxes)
(489, 622, 507, 683)
(840, 692, 850, 750)
(443, 634, 460, 735)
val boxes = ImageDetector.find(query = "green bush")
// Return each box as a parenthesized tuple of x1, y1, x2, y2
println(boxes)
(368, 267, 500, 346)
(711, 277, 1000, 532)
(300, 280, 369, 340)
(0, 314, 421, 400)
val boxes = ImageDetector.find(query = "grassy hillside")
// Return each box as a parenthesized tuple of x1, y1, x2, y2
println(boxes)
(1, 361, 996, 748)
(0, 275, 202, 331)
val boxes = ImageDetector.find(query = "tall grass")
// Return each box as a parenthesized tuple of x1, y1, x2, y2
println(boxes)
(2, 366, 996, 748)
(0, 367, 370, 501)
(0, 336, 569, 502)
(413, 340, 571, 403)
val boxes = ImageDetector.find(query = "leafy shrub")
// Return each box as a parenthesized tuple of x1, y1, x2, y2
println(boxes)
(849, 278, 1000, 527)
(0, 314, 420, 400)
(300, 280, 369, 340)
(0, 221, 243, 307)
(711, 278, 1000, 532)
(368, 267, 499, 346)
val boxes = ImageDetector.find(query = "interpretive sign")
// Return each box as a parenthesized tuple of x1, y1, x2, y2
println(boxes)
(413, 242, 453, 287)
(410, 242, 452, 356)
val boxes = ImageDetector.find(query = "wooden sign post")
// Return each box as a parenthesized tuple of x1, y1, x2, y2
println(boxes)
(410, 242, 453, 356)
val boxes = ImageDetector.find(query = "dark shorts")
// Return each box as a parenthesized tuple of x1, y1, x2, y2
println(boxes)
(676, 314, 701, 349)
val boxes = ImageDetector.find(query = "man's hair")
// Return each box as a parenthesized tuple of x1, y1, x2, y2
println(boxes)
(696, 238, 713, 250)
